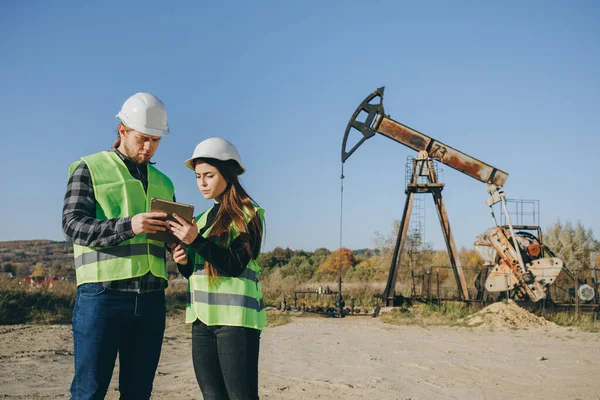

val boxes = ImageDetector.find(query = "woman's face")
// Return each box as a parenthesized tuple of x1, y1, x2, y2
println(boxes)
(194, 161, 228, 202)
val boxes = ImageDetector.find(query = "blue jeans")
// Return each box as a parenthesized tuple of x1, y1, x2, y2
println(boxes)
(70, 284, 166, 400)
(192, 320, 261, 400)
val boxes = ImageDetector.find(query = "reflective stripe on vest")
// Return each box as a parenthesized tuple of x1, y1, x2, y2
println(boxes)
(192, 266, 258, 281)
(187, 291, 265, 311)
(186, 205, 267, 330)
(74, 243, 166, 268)
(68, 151, 174, 285)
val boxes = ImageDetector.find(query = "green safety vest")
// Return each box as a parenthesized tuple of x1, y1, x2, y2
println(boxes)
(186, 205, 267, 330)
(68, 151, 174, 285)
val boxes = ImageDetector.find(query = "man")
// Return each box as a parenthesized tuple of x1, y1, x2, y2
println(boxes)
(63, 92, 174, 400)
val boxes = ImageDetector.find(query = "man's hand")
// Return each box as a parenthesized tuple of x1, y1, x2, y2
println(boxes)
(169, 243, 188, 265)
(131, 212, 168, 235)
(168, 214, 199, 245)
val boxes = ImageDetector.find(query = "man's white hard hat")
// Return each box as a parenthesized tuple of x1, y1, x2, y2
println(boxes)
(184, 137, 246, 175)
(116, 92, 170, 136)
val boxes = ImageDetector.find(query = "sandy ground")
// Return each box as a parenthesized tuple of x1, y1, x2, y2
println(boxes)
(1, 311, 600, 400)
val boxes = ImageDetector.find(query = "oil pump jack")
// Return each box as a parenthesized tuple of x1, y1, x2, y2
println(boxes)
(341, 87, 566, 307)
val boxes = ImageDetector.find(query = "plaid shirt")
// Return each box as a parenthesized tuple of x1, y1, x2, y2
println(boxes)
(62, 148, 170, 292)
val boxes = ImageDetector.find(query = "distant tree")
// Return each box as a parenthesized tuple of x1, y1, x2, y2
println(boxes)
(345, 257, 381, 281)
(457, 247, 484, 284)
(314, 248, 331, 256)
(279, 255, 316, 282)
(296, 259, 317, 282)
(373, 220, 400, 252)
(294, 250, 310, 258)
(2, 263, 15, 273)
(15, 265, 30, 278)
(431, 250, 451, 267)
(259, 247, 295, 270)
(286, 254, 306, 269)
(459, 248, 483, 268)
(31, 264, 46, 277)
(353, 248, 370, 256)
(258, 252, 276, 270)
(310, 248, 330, 269)
(544, 220, 600, 273)
(317, 248, 356, 275)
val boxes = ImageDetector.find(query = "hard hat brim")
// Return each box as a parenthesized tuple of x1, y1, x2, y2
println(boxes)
(183, 157, 246, 175)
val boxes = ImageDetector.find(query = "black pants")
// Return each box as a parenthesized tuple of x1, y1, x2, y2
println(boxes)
(191, 320, 261, 400)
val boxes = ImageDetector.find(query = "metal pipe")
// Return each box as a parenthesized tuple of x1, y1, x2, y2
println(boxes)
(500, 191, 526, 274)
(436, 271, 440, 304)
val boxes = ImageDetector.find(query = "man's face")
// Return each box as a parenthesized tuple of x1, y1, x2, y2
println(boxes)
(119, 128, 162, 165)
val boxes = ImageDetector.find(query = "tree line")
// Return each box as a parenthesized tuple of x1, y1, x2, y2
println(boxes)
(1, 221, 598, 286)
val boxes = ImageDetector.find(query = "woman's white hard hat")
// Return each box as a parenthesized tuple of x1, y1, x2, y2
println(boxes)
(184, 137, 246, 175)
(116, 92, 170, 136)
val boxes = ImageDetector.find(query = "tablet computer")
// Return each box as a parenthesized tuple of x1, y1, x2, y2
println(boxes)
(148, 198, 195, 244)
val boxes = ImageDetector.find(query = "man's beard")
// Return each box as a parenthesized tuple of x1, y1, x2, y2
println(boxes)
(123, 142, 150, 165)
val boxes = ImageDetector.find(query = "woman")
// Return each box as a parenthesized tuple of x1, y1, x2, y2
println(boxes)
(168, 137, 266, 400)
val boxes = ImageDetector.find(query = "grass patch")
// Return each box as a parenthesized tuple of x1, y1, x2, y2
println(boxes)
(0, 277, 295, 326)
(4, 274, 599, 333)
(0, 279, 75, 324)
(266, 310, 292, 328)
(541, 312, 600, 333)
(380, 301, 477, 327)
(0, 278, 190, 324)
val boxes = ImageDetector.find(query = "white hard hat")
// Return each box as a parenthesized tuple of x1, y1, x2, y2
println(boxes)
(184, 137, 246, 175)
(116, 92, 170, 136)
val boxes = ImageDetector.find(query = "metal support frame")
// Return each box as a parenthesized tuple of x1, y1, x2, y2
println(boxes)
(381, 155, 470, 306)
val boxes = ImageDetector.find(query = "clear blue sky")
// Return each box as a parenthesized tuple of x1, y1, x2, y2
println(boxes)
(1, 1, 599, 252)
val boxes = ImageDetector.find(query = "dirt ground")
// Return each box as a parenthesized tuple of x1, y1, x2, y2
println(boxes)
(1, 308, 600, 400)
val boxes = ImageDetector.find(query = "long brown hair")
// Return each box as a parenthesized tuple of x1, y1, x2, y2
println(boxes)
(196, 158, 263, 281)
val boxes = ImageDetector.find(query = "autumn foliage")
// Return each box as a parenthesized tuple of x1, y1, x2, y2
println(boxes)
(317, 248, 356, 275)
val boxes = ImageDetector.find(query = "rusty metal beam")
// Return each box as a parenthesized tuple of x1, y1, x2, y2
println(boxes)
(376, 117, 508, 188)
(342, 87, 508, 189)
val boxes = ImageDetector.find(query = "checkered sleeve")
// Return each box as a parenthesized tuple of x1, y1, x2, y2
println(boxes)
(62, 161, 135, 247)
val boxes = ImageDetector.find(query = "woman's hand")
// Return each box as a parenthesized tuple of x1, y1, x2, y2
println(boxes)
(169, 242, 188, 265)
(168, 214, 199, 245)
